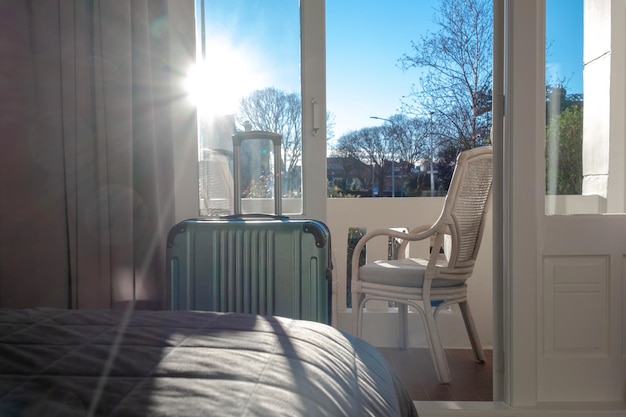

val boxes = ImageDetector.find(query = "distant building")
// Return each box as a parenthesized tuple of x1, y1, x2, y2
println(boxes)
(327, 156, 372, 196)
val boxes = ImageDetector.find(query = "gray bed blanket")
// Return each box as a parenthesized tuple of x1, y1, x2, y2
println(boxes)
(0, 308, 418, 417)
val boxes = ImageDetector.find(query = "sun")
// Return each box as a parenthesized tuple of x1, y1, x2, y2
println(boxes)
(185, 39, 265, 117)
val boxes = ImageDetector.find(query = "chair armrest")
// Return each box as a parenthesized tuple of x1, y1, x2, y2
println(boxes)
(398, 225, 440, 255)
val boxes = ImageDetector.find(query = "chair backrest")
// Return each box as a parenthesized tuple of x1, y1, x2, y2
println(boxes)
(434, 146, 493, 276)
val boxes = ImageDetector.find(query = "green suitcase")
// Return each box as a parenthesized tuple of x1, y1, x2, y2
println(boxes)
(167, 131, 332, 324)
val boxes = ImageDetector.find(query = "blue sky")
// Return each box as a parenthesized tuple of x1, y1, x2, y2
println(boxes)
(197, 0, 584, 140)
(326, 1, 440, 138)
(545, 0, 583, 94)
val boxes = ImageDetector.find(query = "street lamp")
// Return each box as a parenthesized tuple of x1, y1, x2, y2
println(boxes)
(428, 112, 436, 197)
(370, 116, 396, 197)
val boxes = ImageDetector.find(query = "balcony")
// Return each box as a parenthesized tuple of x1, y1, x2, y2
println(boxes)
(222, 195, 494, 349)
(210, 190, 607, 353)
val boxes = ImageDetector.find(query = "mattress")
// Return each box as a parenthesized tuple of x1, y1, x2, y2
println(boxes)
(0, 308, 418, 417)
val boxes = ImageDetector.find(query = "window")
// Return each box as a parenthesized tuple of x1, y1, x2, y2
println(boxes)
(326, 1, 493, 199)
(192, 0, 304, 216)
(544, 0, 625, 215)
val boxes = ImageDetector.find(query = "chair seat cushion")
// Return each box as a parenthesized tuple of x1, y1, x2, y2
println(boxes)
(359, 258, 466, 288)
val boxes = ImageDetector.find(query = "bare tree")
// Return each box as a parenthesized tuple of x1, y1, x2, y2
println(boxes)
(380, 114, 430, 168)
(335, 127, 389, 195)
(335, 115, 430, 196)
(399, 0, 492, 152)
(237, 88, 337, 197)
(237, 87, 302, 195)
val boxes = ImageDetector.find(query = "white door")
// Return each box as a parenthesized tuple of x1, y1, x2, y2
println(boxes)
(503, 0, 625, 405)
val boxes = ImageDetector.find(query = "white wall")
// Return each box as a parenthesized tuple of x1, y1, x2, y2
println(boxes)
(582, 0, 626, 212)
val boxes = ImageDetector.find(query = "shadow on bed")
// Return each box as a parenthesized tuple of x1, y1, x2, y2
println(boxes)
(0, 305, 417, 416)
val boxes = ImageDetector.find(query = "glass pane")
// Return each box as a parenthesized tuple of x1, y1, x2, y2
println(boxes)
(236, 137, 281, 215)
(192, 0, 302, 216)
(545, 0, 618, 215)
(327, 1, 493, 199)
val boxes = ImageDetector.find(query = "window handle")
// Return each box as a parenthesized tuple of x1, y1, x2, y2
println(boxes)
(312, 98, 320, 136)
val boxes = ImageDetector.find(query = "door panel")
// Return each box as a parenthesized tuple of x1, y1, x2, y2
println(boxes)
(539, 0, 625, 402)
(505, 0, 626, 405)
(539, 216, 625, 401)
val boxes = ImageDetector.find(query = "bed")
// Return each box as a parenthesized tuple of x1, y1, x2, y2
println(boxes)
(0, 308, 418, 416)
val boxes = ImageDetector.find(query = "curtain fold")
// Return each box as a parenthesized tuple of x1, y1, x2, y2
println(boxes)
(0, 0, 196, 309)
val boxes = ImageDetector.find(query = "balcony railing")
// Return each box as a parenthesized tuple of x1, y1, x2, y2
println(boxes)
(203, 193, 604, 349)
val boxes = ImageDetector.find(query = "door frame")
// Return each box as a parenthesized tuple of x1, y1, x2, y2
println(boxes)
(300, 0, 327, 222)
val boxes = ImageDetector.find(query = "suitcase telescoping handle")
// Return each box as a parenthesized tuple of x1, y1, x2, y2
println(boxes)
(232, 131, 283, 216)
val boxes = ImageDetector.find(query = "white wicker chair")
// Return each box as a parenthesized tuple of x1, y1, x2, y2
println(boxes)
(351, 146, 493, 384)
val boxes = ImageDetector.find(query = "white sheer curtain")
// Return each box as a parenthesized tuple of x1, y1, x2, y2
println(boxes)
(0, 1, 196, 309)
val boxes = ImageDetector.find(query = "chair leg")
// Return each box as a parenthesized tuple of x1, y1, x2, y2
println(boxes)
(459, 300, 486, 363)
(352, 293, 364, 338)
(399, 304, 408, 350)
(424, 310, 451, 383)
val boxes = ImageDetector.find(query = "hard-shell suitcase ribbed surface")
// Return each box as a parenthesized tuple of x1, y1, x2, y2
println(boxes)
(167, 217, 332, 324)
(167, 131, 332, 324)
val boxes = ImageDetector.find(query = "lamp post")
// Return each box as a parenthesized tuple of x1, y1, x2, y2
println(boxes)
(429, 112, 435, 196)
(370, 116, 396, 197)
